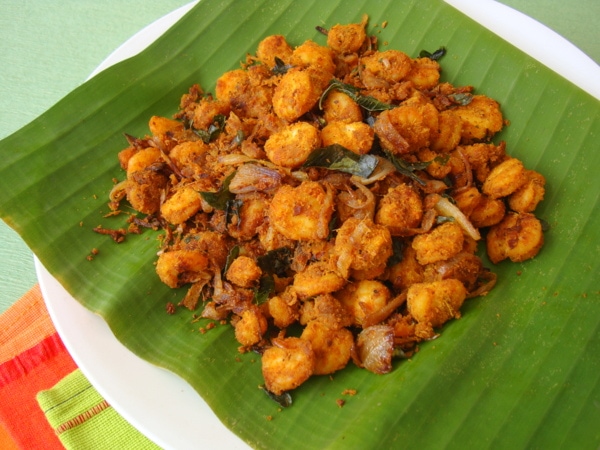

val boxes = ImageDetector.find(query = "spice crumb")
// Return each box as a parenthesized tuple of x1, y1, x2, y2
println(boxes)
(336, 399, 345, 408)
(342, 389, 357, 396)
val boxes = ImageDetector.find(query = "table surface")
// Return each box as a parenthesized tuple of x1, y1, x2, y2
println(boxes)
(0, 1, 598, 309)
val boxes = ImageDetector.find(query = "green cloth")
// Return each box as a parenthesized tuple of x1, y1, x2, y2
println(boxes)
(37, 369, 161, 450)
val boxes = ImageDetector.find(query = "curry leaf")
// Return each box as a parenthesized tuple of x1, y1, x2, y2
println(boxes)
(257, 247, 292, 277)
(383, 151, 425, 185)
(449, 92, 473, 105)
(319, 79, 394, 112)
(194, 114, 226, 143)
(254, 274, 275, 305)
(259, 384, 293, 408)
(419, 46, 447, 61)
(199, 171, 235, 210)
(303, 144, 378, 178)
(272, 56, 293, 75)
(223, 245, 240, 275)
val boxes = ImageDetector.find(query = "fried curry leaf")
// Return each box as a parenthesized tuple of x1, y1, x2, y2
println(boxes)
(272, 56, 293, 75)
(225, 198, 243, 226)
(257, 247, 292, 277)
(303, 144, 378, 178)
(319, 79, 394, 112)
(254, 274, 275, 305)
(195, 114, 227, 143)
(387, 236, 405, 267)
(199, 171, 235, 210)
(449, 92, 474, 105)
(223, 245, 240, 275)
(419, 46, 447, 61)
(383, 151, 449, 186)
(259, 384, 293, 408)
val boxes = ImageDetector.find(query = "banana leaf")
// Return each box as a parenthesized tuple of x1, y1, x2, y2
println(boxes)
(1, 0, 599, 448)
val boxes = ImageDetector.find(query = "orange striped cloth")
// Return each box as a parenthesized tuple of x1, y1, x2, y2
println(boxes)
(0, 285, 159, 449)
(0, 284, 74, 449)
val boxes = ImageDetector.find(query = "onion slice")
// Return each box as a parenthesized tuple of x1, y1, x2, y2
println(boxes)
(354, 325, 395, 374)
(434, 196, 481, 241)
(362, 292, 407, 328)
(228, 163, 282, 194)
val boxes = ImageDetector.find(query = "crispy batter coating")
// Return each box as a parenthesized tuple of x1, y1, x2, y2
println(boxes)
(293, 262, 346, 299)
(226, 255, 262, 288)
(261, 337, 315, 395)
(256, 34, 294, 69)
(332, 217, 393, 279)
(423, 252, 483, 291)
(407, 279, 467, 328)
(169, 141, 211, 183)
(300, 321, 353, 375)
(430, 110, 463, 153)
(451, 95, 504, 143)
(482, 157, 527, 199)
(336, 280, 391, 327)
(486, 212, 544, 263)
(267, 287, 300, 329)
(192, 98, 231, 131)
(405, 57, 441, 90)
(290, 40, 336, 76)
(264, 121, 321, 168)
(373, 100, 439, 154)
(227, 193, 269, 241)
(148, 115, 185, 140)
(216, 67, 272, 119)
(320, 121, 374, 154)
(125, 147, 167, 214)
(234, 307, 268, 347)
(155, 250, 210, 289)
(375, 183, 423, 234)
(470, 195, 506, 228)
(412, 222, 464, 265)
(272, 68, 325, 122)
(327, 22, 367, 54)
(360, 50, 412, 88)
(387, 244, 425, 292)
(268, 181, 334, 241)
(321, 90, 363, 124)
(299, 293, 353, 330)
(508, 170, 546, 213)
(161, 187, 202, 225)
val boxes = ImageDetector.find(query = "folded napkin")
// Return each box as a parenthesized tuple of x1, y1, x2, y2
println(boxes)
(0, 285, 159, 450)
(37, 369, 160, 449)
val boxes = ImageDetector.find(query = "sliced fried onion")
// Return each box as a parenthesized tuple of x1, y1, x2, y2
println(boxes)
(353, 325, 395, 374)
(362, 292, 407, 328)
(434, 196, 481, 241)
(467, 269, 498, 298)
(338, 177, 376, 221)
(228, 163, 282, 194)
(109, 179, 128, 205)
(355, 156, 395, 185)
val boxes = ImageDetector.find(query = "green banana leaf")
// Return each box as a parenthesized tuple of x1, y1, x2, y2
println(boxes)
(1, 0, 599, 448)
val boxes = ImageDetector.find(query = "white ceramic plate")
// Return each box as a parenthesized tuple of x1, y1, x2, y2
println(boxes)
(38, 2, 600, 449)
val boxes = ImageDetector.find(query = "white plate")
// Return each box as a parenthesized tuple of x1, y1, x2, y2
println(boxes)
(38, 2, 600, 449)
